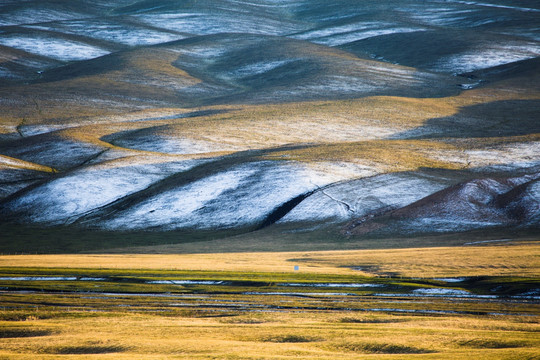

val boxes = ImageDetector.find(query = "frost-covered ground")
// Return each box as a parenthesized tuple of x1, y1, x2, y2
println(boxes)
(0, 34, 111, 62)
(345, 172, 540, 236)
(0, 0, 538, 240)
(1, 0, 538, 81)
(279, 171, 458, 224)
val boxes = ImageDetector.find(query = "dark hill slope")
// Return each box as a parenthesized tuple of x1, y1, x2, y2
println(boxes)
(345, 172, 540, 236)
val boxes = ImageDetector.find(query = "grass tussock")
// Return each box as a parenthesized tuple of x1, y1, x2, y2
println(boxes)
(330, 341, 433, 354)
(219, 317, 266, 324)
(44, 344, 128, 355)
(0, 311, 56, 321)
(337, 316, 405, 324)
(457, 338, 526, 349)
(261, 334, 318, 343)
(0, 328, 52, 338)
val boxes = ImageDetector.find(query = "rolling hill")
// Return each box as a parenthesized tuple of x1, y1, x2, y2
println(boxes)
(0, 0, 538, 252)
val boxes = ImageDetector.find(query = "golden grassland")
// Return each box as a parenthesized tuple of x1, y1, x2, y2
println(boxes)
(263, 140, 464, 172)
(0, 242, 539, 359)
(1, 310, 539, 359)
(1, 241, 538, 278)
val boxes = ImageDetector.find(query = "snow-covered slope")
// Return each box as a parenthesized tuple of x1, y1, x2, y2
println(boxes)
(345, 172, 540, 235)
(0, 0, 538, 244)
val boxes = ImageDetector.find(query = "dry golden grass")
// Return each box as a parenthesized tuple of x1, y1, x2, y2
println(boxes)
(0, 154, 56, 173)
(1, 242, 538, 278)
(288, 242, 540, 278)
(0, 309, 538, 359)
(0, 243, 538, 359)
(263, 139, 464, 171)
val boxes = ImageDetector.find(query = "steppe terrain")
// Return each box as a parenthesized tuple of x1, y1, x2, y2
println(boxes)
(0, 0, 538, 245)
(0, 243, 539, 359)
(0, 0, 539, 358)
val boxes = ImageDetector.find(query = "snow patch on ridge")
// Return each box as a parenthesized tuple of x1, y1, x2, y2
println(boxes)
(227, 59, 296, 78)
(98, 161, 341, 230)
(279, 172, 453, 223)
(0, 35, 110, 61)
(314, 27, 426, 47)
(445, 0, 540, 13)
(377, 172, 540, 234)
(25, 21, 185, 47)
(433, 44, 540, 73)
(111, 136, 241, 155)
(134, 12, 296, 36)
(0, 9, 88, 27)
(2, 160, 200, 225)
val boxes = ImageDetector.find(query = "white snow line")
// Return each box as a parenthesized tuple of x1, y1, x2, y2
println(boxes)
(464, 239, 513, 245)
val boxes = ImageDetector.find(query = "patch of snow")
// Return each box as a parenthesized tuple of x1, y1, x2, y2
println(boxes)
(99, 161, 338, 230)
(513, 289, 540, 299)
(134, 12, 295, 36)
(518, 289, 540, 296)
(0, 67, 22, 80)
(431, 143, 540, 172)
(392, 172, 540, 233)
(102, 166, 254, 230)
(433, 278, 467, 283)
(79, 277, 107, 281)
(112, 136, 241, 155)
(148, 280, 224, 285)
(227, 59, 296, 78)
(243, 292, 358, 296)
(0, 9, 88, 26)
(292, 21, 391, 40)
(277, 283, 383, 288)
(376, 290, 497, 298)
(279, 172, 453, 223)
(402, 218, 503, 232)
(313, 27, 427, 46)
(4, 159, 201, 225)
(306, 75, 379, 93)
(464, 239, 512, 245)
(510, 295, 540, 300)
(17, 125, 73, 137)
(0, 35, 110, 61)
(465, 142, 540, 168)
(178, 46, 229, 58)
(433, 44, 540, 73)
(24, 21, 185, 47)
(459, 80, 482, 89)
(443, 0, 540, 13)
(412, 288, 470, 296)
(409, 7, 481, 26)
(226, 0, 293, 8)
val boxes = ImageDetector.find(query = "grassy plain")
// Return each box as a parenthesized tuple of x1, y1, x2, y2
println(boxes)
(0, 242, 539, 359)
(0, 241, 538, 277)
(1, 310, 538, 359)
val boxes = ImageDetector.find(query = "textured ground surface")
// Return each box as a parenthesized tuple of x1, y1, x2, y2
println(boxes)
(0, 0, 539, 250)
